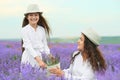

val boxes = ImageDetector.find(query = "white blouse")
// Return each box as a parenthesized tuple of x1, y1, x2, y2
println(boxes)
(21, 24, 50, 67)
(63, 51, 97, 80)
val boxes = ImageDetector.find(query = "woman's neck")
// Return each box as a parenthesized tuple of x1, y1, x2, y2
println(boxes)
(81, 52, 88, 61)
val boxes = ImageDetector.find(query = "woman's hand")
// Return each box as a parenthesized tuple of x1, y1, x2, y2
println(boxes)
(49, 66, 64, 77)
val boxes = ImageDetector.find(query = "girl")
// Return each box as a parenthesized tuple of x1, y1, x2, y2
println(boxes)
(21, 4, 54, 68)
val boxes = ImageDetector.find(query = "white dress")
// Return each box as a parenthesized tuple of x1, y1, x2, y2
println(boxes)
(21, 24, 50, 68)
(63, 51, 97, 80)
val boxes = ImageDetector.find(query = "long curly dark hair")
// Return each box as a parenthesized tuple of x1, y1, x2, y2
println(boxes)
(21, 13, 51, 53)
(71, 34, 106, 72)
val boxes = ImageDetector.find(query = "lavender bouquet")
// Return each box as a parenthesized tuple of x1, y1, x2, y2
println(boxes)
(42, 54, 60, 69)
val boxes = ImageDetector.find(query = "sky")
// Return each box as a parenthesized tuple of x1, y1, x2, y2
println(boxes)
(0, 0, 120, 39)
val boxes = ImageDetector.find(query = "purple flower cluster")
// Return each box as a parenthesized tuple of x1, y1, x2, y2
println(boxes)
(0, 41, 120, 80)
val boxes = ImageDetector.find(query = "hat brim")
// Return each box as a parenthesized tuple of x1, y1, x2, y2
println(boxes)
(81, 28, 101, 46)
(24, 12, 43, 16)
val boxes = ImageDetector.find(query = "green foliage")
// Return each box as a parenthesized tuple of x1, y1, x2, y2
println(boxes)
(11, 55, 17, 60)
(43, 55, 60, 66)
(6, 45, 11, 48)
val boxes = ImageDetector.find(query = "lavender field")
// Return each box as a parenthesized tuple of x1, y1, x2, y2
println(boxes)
(0, 40, 120, 80)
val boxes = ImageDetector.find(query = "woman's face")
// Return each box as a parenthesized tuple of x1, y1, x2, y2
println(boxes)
(27, 13, 39, 25)
(77, 34, 85, 52)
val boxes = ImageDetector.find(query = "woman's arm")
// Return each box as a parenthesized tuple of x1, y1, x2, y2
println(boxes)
(49, 67, 64, 76)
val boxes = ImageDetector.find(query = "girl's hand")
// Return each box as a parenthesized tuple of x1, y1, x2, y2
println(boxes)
(49, 66, 64, 77)
(35, 56, 47, 69)
(48, 54, 55, 59)
(39, 60, 47, 69)
(48, 54, 56, 63)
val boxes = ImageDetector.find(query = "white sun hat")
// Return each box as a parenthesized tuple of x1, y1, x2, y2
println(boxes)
(24, 4, 42, 15)
(82, 27, 101, 45)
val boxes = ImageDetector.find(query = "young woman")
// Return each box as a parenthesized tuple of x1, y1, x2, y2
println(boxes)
(49, 28, 107, 80)
(21, 4, 54, 68)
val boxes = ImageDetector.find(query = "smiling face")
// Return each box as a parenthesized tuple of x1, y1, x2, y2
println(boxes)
(77, 33, 85, 52)
(27, 13, 39, 26)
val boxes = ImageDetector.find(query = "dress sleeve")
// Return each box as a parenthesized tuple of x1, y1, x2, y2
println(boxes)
(42, 29, 50, 55)
(63, 64, 83, 80)
(63, 65, 94, 80)
(21, 29, 38, 58)
(63, 51, 79, 74)
(63, 64, 72, 77)
(63, 51, 79, 80)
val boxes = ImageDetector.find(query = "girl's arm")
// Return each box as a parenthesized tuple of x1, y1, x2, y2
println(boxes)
(21, 29, 46, 68)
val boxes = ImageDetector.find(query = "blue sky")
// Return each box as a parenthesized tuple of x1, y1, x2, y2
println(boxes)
(0, 0, 120, 39)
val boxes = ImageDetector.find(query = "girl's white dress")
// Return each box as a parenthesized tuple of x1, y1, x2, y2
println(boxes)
(21, 24, 50, 67)
(63, 51, 97, 80)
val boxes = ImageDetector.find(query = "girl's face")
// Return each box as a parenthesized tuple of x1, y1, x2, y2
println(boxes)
(27, 13, 39, 25)
(77, 34, 85, 52)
